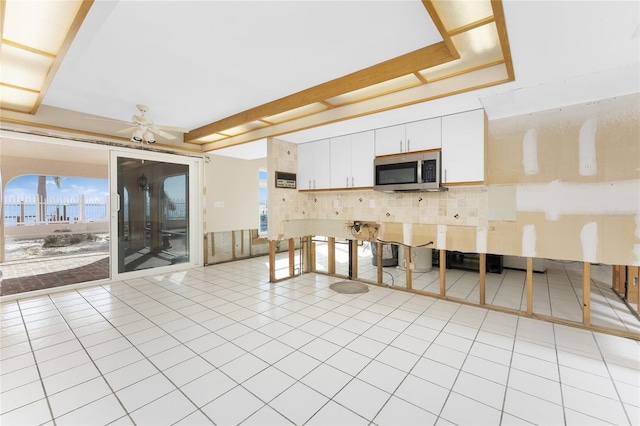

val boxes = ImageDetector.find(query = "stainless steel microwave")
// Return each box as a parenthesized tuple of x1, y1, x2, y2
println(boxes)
(373, 151, 444, 192)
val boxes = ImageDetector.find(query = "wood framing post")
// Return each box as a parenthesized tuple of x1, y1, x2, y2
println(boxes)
(288, 238, 295, 277)
(405, 246, 412, 290)
(526, 257, 533, 315)
(439, 249, 446, 296)
(377, 242, 383, 284)
(351, 240, 358, 280)
(583, 262, 591, 326)
(612, 265, 621, 293)
(328, 237, 336, 274)
(310, 240, 316, 272)
(479, 253, 486, 306)
(269, 240, 276, 282)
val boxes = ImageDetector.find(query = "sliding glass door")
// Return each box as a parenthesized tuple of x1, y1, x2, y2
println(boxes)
(110, 151, 201, 279)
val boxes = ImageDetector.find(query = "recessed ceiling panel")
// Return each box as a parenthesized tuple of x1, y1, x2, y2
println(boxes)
(420, 23, 503, 81)
(0, 44, 54, 90)
(0, 86, 39, 112)
(3, 0, 84, 53)
(432, 0, 493, 31)
(326, 74, 423, 106)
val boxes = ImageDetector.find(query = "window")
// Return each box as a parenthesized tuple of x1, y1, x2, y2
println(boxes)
(259, 169, 267, 234)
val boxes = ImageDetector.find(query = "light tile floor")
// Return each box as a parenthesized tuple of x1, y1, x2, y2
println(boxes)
(1, 255, 639, 425)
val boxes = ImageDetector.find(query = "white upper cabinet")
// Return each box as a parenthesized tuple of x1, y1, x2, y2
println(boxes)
(375, 124, 406, 156)
(375, 118, 441, 156)
(441, 109, 485, 184)
(298, 139, 330, 190)
(330, 131, 374, 189)
(405, 117, 441, 152)
(349, 130, 374, 188)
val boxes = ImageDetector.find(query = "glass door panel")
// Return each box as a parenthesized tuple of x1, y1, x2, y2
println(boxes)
(111, 152, 200, 278)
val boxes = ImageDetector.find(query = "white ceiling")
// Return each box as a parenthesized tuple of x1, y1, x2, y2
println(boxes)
(4, 1, 639, 160)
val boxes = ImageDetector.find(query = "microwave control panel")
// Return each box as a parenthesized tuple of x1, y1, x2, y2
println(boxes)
(423, 159, 437, 183)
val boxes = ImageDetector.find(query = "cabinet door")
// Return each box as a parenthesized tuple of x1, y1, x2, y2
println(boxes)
(330, 135, 351, 188)
(350, 130, 374, 187)
(441, 110, 485, 184)
(375, 124, 405, 156)
(405, 117, 441, 152)
(297, 142, 314, 190)
(313, 139, 331, 189)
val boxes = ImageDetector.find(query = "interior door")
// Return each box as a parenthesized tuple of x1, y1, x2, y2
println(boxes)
(110, 151, 201, 279)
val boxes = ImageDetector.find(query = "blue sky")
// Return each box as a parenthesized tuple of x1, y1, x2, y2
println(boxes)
(4, 175, 109, 203)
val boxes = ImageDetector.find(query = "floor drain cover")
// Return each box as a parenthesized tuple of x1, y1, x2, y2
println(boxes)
(330, 281, 369, 294)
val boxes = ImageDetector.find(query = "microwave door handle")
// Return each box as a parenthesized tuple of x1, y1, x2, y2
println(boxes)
(417, 160, 423, 184)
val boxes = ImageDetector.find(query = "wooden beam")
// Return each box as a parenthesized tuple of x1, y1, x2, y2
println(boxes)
(440, 249, 446, 296)
(491, 0, 515, 81)
(269, 240, 276, 283)
(328, 237, 336, 274)
(377, 242, 383, 284)
(32, 1, 95, 114)
(405, 246, 412, 290)
(526, 257, 533, 315)
(479, 253, 486, 305)
(288, 238, 295, 277)
(583, 262, 591, 327)
(310, 241, 316, 272)
(186, 42, 454, 141)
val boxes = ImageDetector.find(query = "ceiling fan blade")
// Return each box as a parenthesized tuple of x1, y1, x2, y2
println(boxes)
(133, 114, 153, 126)
(116, 126, 138, 134)
(150, 127, 177, 140)
(153, 123, 189, 133)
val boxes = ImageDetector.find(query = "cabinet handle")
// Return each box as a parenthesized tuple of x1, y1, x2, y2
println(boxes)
(400, 141, 403, 152)
(313, 179, 316, 189)
(407, 139, 410, 152)
(309, 179, 311, 189)
(351, 177, 354, 187)
(346, 177, 349, 187)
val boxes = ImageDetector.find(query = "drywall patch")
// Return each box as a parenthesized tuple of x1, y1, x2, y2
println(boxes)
(516, 180, 640, 219)
(476, 227, 488, 253)
(580, 222, 598, 263)
(522, 128, 539, 175)
(437, 225, 447, 249)
(579, 118, 597, 176)
(522, 224, 537, 257)
(403, 223, 413, 247)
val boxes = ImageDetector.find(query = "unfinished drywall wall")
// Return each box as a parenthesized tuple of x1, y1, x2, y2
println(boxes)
(487, 93, 640, 265)
(204, 154, 267, 233)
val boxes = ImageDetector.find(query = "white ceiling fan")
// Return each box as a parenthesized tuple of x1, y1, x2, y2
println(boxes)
(116, 104, 189, 144)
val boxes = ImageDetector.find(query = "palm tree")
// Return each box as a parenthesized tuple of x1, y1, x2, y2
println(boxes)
(37, 176, 62, 222)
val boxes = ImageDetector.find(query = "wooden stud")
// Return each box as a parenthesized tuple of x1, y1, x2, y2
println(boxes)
(377, 242, 383, 284)
(439, 249, 446, 296)
(612, 265, 621, 293)
(328, 237, 336, 274)
(405, 246, 412, 290)
(310, 240, 316, 272)
(288, 238, 295, 277)
(583, 262, 591, 327)
(526, 257, 533, 315)
(268, 240, 276, 283)
(627, 266, 639, 304)
(479, 253, 486, 305)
